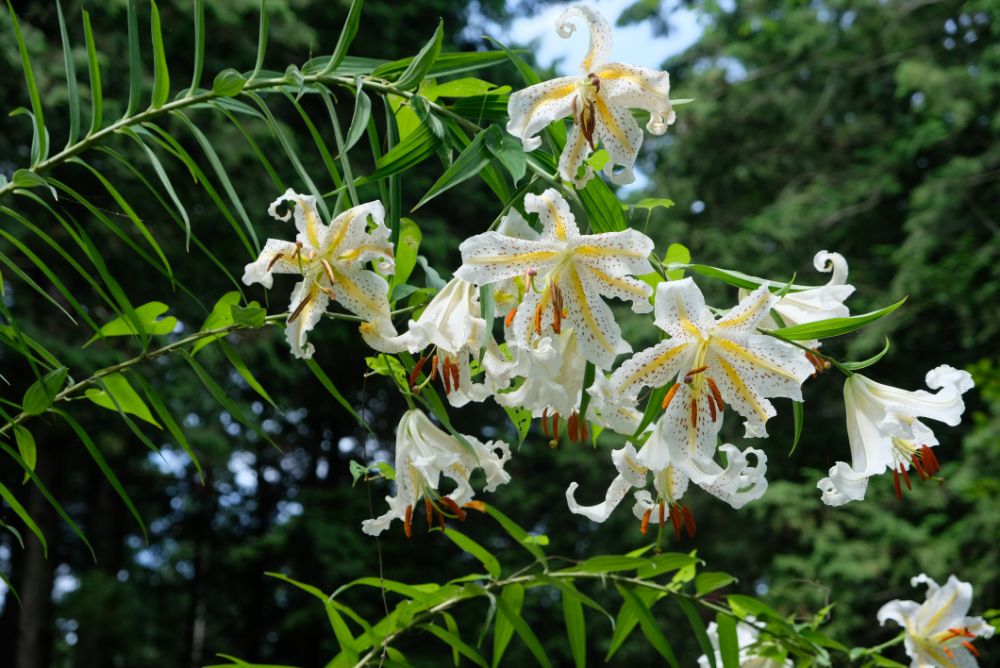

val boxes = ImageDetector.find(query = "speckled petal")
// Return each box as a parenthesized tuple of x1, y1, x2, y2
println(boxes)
(715, 284, 776, 336)
(597, 63, 675, 135)
(610, 339, 694, 401)
(558, 264, 630, 369)
(284, 279, 330, 359)
(653, 278, 713, 340)
(593, 97, 642, 185)
(242, 238, 303, 289)
(556, 6, 613, 72)
(457, 233, 562, 286)
(525, 188, 581, 241)
(269, 189, 328, 250)
(506, 76, 577, 151)
(574, 228, 655, 277)
(558, 124, 596, 188)
(329, 267, 394, 338)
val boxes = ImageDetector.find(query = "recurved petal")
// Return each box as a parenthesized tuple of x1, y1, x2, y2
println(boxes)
(593, 97, 643, 185)
(715, 284, 777, 335)
(817, 461, 869, 506)
(330, 267, 394, 337)
(558, 124, 596, 188)
(876, 598, 921, 628)
(285, 280, 330, 359)
(506, 76, 578, 151)
(573, 228, 656, 277)
(861, 364, 973, 428)
(457, 232, 561, 286)
(497, 207, 540, 241)
(610, 339, 693, 400)
(843, 376, 896, 475)
(525, 188, 581, 241)
(916, 575, 974, 634)
(596, 63, 675, 135)
(242, 238, 303, 289)
(556, 6, 613, 71)
(269, 189, 328, 251)
(689, 444, 769, 509)
(558, 265, 631, 369)
(653, 278, 713, 340)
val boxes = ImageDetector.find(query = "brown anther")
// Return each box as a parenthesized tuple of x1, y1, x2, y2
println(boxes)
(287, 290, 314, 324)
(582, 100, 597, 149)
(541, 409, 551, 437)
(684, 365, 709, 384)
(640, 508, 652, 535)
(580, 418, 589, 443)
(588, 72, 601, 92)
(690, 396, 698, 429)
(320, 258, 336, 285)
(962, 641, 980, 657)
(448, 358, 460, 391)
(266, 253, 286, 271)
(911, 454, 929, 481)
(552, 413, 561, 441)
(505, 306, 518, 328)
(533, 302, 543, 336)
(892, 468, 903, 500)
(707, 393, 718, 422)
(567, 413, 579, 442)
(658, 501, 665, 528)
(442, 358, 453, 394)
(408, 355, 429, 390)
(552, 296, 562, 334)
(921, 445, 940, 474)
(429, 354, 439, 382)
(661, 383, 680, 410)
(943, 647, 955, 660)
(441, 497, 467, 522)
(668, 505, 682, 540)
(681, 506, 697, 538)
(706, 377, 725, 412)
(425, 497, 434, 529)
(404, 505, 413, 538)
(437, 510, 446, 530)
(899, 464, 912, 491)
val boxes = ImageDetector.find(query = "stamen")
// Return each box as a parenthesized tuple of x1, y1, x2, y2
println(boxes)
(505, 306, 518, 328)
(533, 301, 543, 335)
(962, 641, 980, 657)
(921, 445, 940, 474)
(900, 463, 912, 491)
(588, 72, 601, 92)
(437, 510, 446, 530)
(892, 468, 903, 500)
(640, 508, 652, 535)
(661, 383, 680, 410)
(448, 358, 460, 391)
(463, 500, 486, 513)
(706, 377, 725, 411)
(552, 413, 561, 441)
(658, 501, 665, 528)
(681, 506, 697, 538)
(429, 354, 439, 382)
(684, 366, 709, 384)
(266, 253, 285, 271)
(568, 413, 579, 442)
(320, 286, 336, 300)
(408, 355, 429, 390)
(541, 409, 551, 437)
(582, 100, 597, 149)
(442, 358, 453, 394)
(441, 497, 467, 522)
(943, 647, 955, 660)
(425, 497, 433, 529)
(320, 258, 336, 285)
(404, 505, 413, 538)
(911, 454, 929, 481)
(690, 396, 698, 429)
(668, 505, 682, 540)
(287, 290, 314, 324)
(707, 393, 718, 422)
(580, 418, 589, 443)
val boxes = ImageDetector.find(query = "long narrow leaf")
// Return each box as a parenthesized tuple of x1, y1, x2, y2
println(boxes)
(614, 585, 679, 668)
(320, 0, 365, 74)
(188, 0, 206, 93)
(56, 0, 80, 145)
(561, 587, 586, 668)
(495, 593, 553, 668)
(82, 9, 103, 134)
(125, 0, 142, 115)
(0, 481, 47, 557)
(6, 0, 48, 164)
(149, 0, 170, 107)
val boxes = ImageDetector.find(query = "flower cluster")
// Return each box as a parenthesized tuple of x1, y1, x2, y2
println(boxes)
(240, 6, 975, 541)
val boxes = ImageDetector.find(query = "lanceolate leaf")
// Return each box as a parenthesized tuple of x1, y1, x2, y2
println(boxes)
(22, 367, 69, 416)
(495, 589, 552, 668)
(442, 528, 501, 578)
(561, 587, 587, 668)
(149, 0, 170, 107)
(84, 373, 161, 427)
(6, 0, 47, 164)
(614, 585, 679, 668)
(715, 613, 741, 668)
(82, 9, 103, 133)
(770, 297, 907, 341)
(320, 0, 365, 74)
(382, 20, 443, 90)
(0, 481, 47, 558)
(414, 126, 497, 209)
(55, 0, 80, 145)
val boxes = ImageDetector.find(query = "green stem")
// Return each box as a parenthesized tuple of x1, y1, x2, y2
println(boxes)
(759, 329, 854, 377)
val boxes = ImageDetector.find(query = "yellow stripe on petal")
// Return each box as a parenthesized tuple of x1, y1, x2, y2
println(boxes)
(574, 245, 646, 260)
(716, 289, 771, 330)
(594, 96, 632, 154)
(714, 354, 770, 423)
(597, 66, 668, 97)
(298, 197, 323, 249)
(325, 210, 357, 255)
(568, 263, 614, 355)
(331, 267, 384, 316)
(463, 250, 561, 266)
(526, 83, 576, 124)
(546, 199, 568, 241)
(619, 342, 690, 392)
(585, 265, 650, 298)
(712, 337, 801, 381)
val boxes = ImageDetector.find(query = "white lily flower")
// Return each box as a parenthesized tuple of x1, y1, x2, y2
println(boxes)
(566, 424, 768, 534)
(767, 250, 854, 328)
(878, 573, 994, 667)
(374, 278, 491, 407)
(506, 6, 675, 187)
(457, 188, 654, 370)
(242, 190, 397, 359)
(698, 617, 792, 668)
(817, 365, 973, 504)
(494, 328, 587, 417)
(586, 372, 642, 435)
(362, 409, 512, 537)
(609, 278, 813, 471)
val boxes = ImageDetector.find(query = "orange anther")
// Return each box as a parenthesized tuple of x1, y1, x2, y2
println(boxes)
(900, 464, 912, 491)
(892, 468, 903, 500)
(533, 302, 543, 335)
(541, 409, 550, 437)
(504, 306, 518, 328)
(580, 418, 589, 443)
(962, 641, 980, 657)
(441, 497, 467, 522)
(449, 358, 460, 391)
(552, 413, 561, 441)
(640, 508, 652, 535)
(707, 393, 718, 422)
(463, 500, 487, 513)
(404, 505, 413, 538)
(690, 397, 698, 429)
(684, 365, 709, 384)
(425, 497, 434, 529)
(662, 383, 680, 410)
(266, 253, 285, 271)
(668, 505, 682, 540)
(408, 355, 429, 390)
(567, 413, 579, 442)
(429, 354, 439, 382)
(682, 506, 697, 538)
(442, 359, 453, 394)
(658, 501, 665, 528)
(320, 258, 336, 284)
(706, 377, 725, 412)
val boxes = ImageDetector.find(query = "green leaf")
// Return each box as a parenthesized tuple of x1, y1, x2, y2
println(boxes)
(14, 426, 36, 482)
(188, 0, 206, 93)
(149, 0, 170, 107)
(385, 20, 444, 90)
(414, 126, 497, 209)
(194, 292, 241, 354)
(442, 528, 501, 579)
(134, 376, 204, 483)
(85, 373, 161, 427)
(561, 587, 586, 668)
(616, 585, 679, 668)
(251, 0, 268, 80)
(635, 197, 676, 210)
(232, 303, 267, 328)
(125, 0, 142, 116)
(790, 400, 804, 455)
(22, 367, 69, 416)
(492, 584, 524, 667)
(579, 177, 628, 233)
(674, 597, 717, 668)
(6, 0, 47, 164)
(502, 405, 532, 446)
(495, 589, 552, 668)
(82, 10, 103, 133)
(486, 132, 527, 185)
(482, 504, 547, 562)
(664, 243, 691, 280)
(696, 571, 738, 596)
(87, 302, 177, 345)
(121, 129, 191, 247)
(585, 148, 611, 172)
(0, 481, 47, 558)
(391, 219, 422, 292)
(320, 0, 365, 74)
(360, 122, 441, 183)
(219, 340, 275, 406)
(306, 359, 372, 435)
(182, 352, 275, 447)
(349, 460, 367, 486)
(770, 298, 907, 341)
(715, 613, 740, 668)
(55, 0, 80, 145)
(637, 552, 700, 579)
(343, 84, 372, 153)
(212, 69, 248, 97)
(421, 624, 488, 668)
(567, 555, 650, 574)
(842, 337, 891, 371)
(426, 78, 501, 97)
(674, 264, 816, 292)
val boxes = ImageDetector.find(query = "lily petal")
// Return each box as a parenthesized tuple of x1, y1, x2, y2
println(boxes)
(610, 339, 693, 400)
(817, 461, 869, 506)
(268, 189, 327, 250)
(557, 5, 613, 72)
(242, 238, 303, 289)
(506, 76, 577, 152)
(456, 233, 562, 285)
(284, 280, 330, 359)
(558, 124, 596, 188)
(593, 96, 642, 184)
(597, 63, 675, 135)
(526, 189, 581, 241)
(559, 263, 631, 370)
(653, 278, 714, 341)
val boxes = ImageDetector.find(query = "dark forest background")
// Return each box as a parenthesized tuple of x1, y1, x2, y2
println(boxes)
(0, 0, 997, 666)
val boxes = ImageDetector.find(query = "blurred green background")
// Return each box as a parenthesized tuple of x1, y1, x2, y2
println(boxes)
(0, 0, 997, 666)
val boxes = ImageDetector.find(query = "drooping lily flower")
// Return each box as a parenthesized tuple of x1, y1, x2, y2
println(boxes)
(698, 616, 793, 668)
(818, 365, 974, 504)
(362, 409, 512, 537)
(609, 278, 814, 470)
(243, 190, 396, 359)
(766, 250, 854, 328)
(877, 574, 994, 667)
(507, 6, 676, 187)
(372, 278, 492, 407)
(457, 188, 654, 370)
(566, 424, 768, 533)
